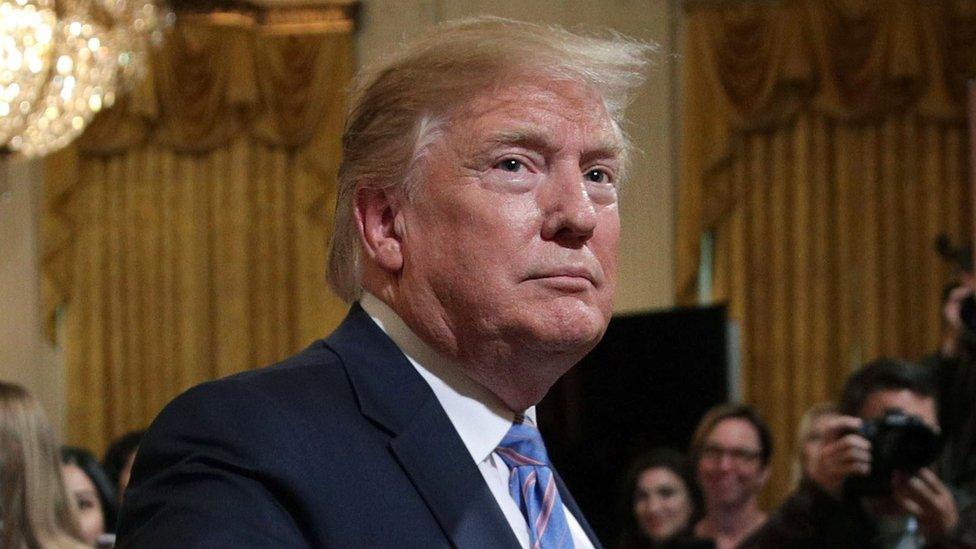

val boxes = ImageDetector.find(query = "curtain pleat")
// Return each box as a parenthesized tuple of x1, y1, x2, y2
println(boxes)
(40, 16, 354, 454)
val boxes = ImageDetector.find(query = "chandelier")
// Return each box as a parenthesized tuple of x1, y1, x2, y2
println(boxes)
(0, 0, 169, 158)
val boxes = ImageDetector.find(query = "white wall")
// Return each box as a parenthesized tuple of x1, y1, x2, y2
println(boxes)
(0, 158, 66, 433)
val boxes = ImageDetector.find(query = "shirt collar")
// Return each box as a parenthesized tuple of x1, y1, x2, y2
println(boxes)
(359, 293, 536, 463)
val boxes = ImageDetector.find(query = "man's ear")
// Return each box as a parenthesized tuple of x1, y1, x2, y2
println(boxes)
(354, 186, 404, 273)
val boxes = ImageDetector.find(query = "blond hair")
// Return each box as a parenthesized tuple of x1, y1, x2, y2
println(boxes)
(0, 381, 87, 549)
(791, 401, 838, 487)
(326, 16, 654, 302)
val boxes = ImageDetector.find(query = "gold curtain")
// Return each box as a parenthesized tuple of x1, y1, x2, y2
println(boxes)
(40, 12, 355, 454)
(678, 0, 976, 506)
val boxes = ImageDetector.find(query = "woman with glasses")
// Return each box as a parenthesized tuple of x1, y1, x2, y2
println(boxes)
(689, 403, 772, 549)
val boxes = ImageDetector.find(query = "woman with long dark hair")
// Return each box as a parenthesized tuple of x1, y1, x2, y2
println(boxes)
(62, 446, 118, 545)
(617, 448, 711, 549)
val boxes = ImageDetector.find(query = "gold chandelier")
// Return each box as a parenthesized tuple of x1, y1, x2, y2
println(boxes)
(0, 0, 169, 158)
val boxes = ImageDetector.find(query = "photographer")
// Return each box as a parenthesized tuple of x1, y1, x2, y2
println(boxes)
(741, 358, 974, 548)
(927, 238, 976, 494)
(926, 281, 976, 495)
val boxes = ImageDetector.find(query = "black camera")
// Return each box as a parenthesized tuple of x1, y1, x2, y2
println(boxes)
(843, 409, 942, 497)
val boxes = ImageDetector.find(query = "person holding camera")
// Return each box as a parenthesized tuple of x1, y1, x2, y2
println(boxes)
(741, 358, 975, 548)
(926, 280, 976, 497)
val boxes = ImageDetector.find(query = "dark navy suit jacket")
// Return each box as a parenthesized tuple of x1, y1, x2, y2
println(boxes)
(116, 304, 600, 548)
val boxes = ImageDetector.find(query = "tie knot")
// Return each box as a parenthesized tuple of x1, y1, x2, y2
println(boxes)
(496, 421, 550, 469)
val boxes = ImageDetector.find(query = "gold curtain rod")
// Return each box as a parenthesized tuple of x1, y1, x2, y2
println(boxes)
(259, 20, 354, 35)
(177, 3, 357, 33)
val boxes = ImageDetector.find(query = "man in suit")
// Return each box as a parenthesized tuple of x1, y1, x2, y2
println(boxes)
(116, 17, 650, 548)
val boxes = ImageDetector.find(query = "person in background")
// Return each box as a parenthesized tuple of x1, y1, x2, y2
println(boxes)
(102, 430, 143, 504)
(928, 236, 976, 494)
(742, 358, 975, 548)
(791, 402, 839, 487)
(62, 446, 119, 545)
(0, 380, 87, 549)
(617, 447, 712, 549)
(689, 403, 771, 549)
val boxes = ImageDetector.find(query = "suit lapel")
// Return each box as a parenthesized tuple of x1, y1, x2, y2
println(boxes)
(390, 395, 519, 548)
(326, 305, 519, 548)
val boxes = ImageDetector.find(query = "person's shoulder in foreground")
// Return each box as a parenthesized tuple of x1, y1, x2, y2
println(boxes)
(117, 15, 653, 548)
(117, 304, 504, 548)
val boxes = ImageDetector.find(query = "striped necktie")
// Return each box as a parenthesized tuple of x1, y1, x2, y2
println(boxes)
(496, 418, 574, 549)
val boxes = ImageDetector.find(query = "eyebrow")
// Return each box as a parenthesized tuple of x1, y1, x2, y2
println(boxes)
(484, 128, 624, 162)
(485, 128, 558, 154)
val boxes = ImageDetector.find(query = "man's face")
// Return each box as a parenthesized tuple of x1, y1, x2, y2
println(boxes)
(396, 81, 621, 367)
(858, 389, 939, 513)
(696, 418, 769, 509)
(859, 389, 938, 428)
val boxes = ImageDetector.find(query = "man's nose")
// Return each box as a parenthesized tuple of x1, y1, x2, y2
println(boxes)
(539, 166, 598, 246)
(717, 453, 736, 469)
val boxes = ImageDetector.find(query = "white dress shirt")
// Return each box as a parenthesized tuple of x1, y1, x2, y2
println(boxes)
(361, 293, 594, 549)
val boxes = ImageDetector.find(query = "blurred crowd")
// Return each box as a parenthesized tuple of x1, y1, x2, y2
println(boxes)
(616, 356, 976, 549)
(616, 243, 976, 549)
(0, 382, 142, 548)
(614, 244, 976, 549)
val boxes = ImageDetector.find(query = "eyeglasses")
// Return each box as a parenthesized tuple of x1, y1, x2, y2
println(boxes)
(699, 444, 762, 466)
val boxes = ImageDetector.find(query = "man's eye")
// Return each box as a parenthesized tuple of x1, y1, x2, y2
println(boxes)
(496, 159, 523, 172)
(585, 169, 610, 183)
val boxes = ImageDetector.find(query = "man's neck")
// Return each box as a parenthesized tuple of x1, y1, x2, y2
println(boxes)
(360, 290, 574, 411)
(698, 500, 766, 539)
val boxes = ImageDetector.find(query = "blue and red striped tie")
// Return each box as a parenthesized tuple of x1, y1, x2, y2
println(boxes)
(496, 419, 574, 549)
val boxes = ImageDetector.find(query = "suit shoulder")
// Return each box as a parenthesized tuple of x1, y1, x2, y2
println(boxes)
(227, 339, 345, 386)
(149, 341, 354, 439)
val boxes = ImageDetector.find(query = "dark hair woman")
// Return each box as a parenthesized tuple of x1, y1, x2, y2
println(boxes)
(617, 448, 713, 549)
(62, 446, 119, 544)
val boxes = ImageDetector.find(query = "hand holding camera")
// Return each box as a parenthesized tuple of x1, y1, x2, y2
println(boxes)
(891, 468, 959, 539)
(809, 409, 958, 538)
(808, 415, 870, 498)
(843, 409, 942, 498)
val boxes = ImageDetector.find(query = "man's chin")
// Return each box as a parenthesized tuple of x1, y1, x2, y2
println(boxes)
(519, 313, 608, 356)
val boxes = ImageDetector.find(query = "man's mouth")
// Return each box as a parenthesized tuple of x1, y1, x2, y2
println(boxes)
(526, 265, 598, 287)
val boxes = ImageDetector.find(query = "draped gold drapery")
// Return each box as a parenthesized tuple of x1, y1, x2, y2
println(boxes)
(678, 0, 976, 506)
(41, 10, 355, 454)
